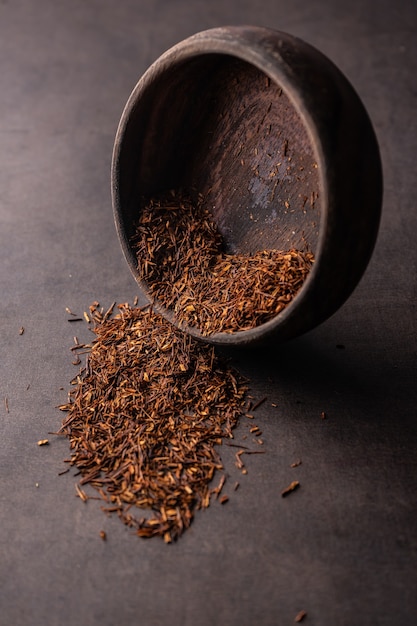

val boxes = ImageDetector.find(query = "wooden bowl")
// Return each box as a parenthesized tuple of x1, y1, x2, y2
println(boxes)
(111, 26, 382, 346)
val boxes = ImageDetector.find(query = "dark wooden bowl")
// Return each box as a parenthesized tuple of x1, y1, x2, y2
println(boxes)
(112, 26, 382, 346)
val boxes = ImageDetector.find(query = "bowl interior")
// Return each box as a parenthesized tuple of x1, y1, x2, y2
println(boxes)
(123, 53, 322, 257)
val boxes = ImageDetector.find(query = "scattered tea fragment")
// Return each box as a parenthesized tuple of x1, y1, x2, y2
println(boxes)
(281, 480, 300, 497)
(131, 190, 314, 335)
(252, 396, 267, 411)
(19, 326, 25, 335)
(295, 609, 307, 622)
(212, 474, 226, 499)
(75, 484, 88, 502)
(37, 439, 49, 446)
(59, 303, 247, 542)
(290, 459, 302, 468)
(234, 448, 265, 473)
(99, 530, 107, 541)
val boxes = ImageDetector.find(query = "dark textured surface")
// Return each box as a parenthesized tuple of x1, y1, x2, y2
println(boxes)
(0, 1, 416, 625)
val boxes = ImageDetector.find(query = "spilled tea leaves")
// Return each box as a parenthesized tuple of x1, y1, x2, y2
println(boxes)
(59, 303, 247, 542)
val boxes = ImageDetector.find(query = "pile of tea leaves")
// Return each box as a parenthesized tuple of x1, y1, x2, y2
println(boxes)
(131, 190, 314, 335)
(58, 303, 247, 542)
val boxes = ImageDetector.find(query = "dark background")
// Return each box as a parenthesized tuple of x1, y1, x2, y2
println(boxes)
(1, 1, 416, 625)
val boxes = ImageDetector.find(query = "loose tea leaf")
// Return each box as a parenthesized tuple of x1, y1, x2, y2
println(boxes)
(295, 609, 307, 622)
(281, 480, 300, 497)
(59, 304, 247, 542)
(131, 190, 314, 335)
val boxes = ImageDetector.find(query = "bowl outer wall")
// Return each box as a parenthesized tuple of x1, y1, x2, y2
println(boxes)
(111, 26, 383, 346)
